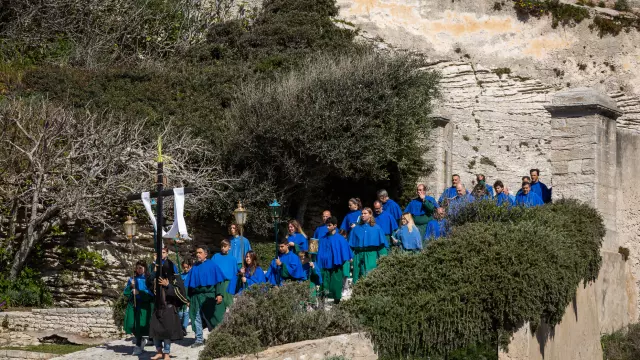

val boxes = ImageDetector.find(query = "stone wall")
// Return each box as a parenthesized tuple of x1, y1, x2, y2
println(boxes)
(1, 308, 119, 340)
(0, 350, 55, 360)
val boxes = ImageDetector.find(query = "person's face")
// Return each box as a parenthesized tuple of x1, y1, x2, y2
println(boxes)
(348, 201, 358, 211)
(523, 184, 531, 195)
(416, 186, 426, 197)
(452, 176, 460, 186)
(182, 263, 191, 273)
(361, 210, 371, 222)
(221, 244, 230, 255)
(245, 254, 252, 265)
(401, 216, 408, 225)
(229, 224, 238, 236)
(373, 203, 382, 214)
(135, 265, 145, 275)
(299, 253, 308, 264)
(436, 207, 445, 219)
(476, 175, 485, 182)
(322, 211, 331, 222)
(530, 171, 539, 182)
(495, 185, 503, 194)
(279, 243, 288, 254)
(456, 186, 466, 196)
(196, 248, 207, 262)
(327, 223, 337, 233)
(288, 223, 295, 234)
(162, 248, 168, 260)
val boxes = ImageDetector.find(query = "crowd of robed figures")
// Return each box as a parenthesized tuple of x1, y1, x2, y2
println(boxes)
(122, 169, 552, 358)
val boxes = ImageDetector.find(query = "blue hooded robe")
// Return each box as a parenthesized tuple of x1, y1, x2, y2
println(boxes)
(184, 259, 227, 289)
(302, 263, 322, 285)
(237, 266, 267, 293)
(348, 223, 388, 249)
(288, 232, 308, 252)
(397, 225, 422, 251)
(530, 181, 551, 203)
(496, 192, 515, 207)
(313, 224, 329, 240)
(425, 219, 447, 240)
(404, 196, 439, 216)
(439, 186, 458, 205)
(340, 210, 361, 234)
(125, 274, 153, 305)
(374, 210, 399, 236)
(229, 236, 252, 266)
(212, 253, 239, 295)
(516, 192, 544, 207)
(317, 232, 353, 270)
(381, 199, 402, 223)
(447, 194, 474, 216)
(265, 251, 306, 286)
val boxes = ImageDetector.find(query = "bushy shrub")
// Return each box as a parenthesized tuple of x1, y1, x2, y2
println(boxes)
(251, 242, 279, 270)
(199, 282, 359, 359)
(602, 323, 640, 360)
(344, 201, 604, 359)
(0, 267, 53, 308)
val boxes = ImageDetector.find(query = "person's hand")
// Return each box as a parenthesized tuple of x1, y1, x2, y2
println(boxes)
(242, 276, 247, 283)
(350, 223, 356, 228)
(132, 289, 138, 295)
(240, 268, 245, 274)
(216, 295, 223, 304)
(309, 262, 314, 269)
(393, 239, 398, 245)
(158, 278, 169, 287)
(288, 241, 295, 247)
(276, 258, 282, 266)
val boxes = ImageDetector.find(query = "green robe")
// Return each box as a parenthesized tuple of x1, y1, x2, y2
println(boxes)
(321, 265, 345, 300)
(123, 287, 153, 338)
(352, 246, 383, 284)
(188, 283, 226, 332)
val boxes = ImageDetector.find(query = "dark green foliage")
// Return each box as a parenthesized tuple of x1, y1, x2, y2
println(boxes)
(344, 200, 604, 359)
(614, 0, 630, 11)
(480, 157, 497, 167)
(199, 282, 359, 359)
(619, 246, 630, 261)
(0, 267, 53, 307)
(492, 67, 511, 77)
(250, 242, 279, 271)
(602, 323, 640, 360)
(589, 15, 640, 37)
(512, 0, 591, 28)
(111, 294, 127, 330)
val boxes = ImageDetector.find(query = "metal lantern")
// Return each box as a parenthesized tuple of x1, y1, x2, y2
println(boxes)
(268, 200, 282, 220)
(123, 216, 137, 239)
(233, 201, 248, 226)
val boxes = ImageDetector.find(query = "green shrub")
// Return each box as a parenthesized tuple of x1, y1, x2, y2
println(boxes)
(614, 0, 630, 11)
(602, 323, 640, 360)
(251, 242, 279, 270)
(512, 0, 591, 28)
(111, 294, 127, 330)
(199, 282, 359, 359)
(0, 267, 53, 308)
(344, 200, 604, 359)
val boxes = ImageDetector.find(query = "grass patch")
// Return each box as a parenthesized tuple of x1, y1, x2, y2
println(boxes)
(0, 344, 93, 355)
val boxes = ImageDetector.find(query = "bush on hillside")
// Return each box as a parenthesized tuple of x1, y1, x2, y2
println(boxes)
(0, 267, 52, 308)
(344, 201, 604, 359)
(199, 282, 359, 359)
(602, 323, 640, 360)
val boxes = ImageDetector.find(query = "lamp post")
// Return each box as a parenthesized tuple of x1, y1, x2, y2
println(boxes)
(233, 201, 248, 267)
(123, 216, 138, 306)
(268, 200, 282, 259)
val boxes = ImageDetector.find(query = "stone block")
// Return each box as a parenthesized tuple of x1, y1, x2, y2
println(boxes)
(545, 88, 623, 120)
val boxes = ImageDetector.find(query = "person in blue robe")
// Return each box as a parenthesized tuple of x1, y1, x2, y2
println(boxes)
(184, 246, 228, 348)
(178, 260, 192, 335)
(373, 200, 399, 244)
(424, 208, 448, 244)
(348, 208, 388, 284)
(493, 180, 515, 207)
(476, 174, 494, 197)
(471, 183, 492, 201)
(212, 240, 240, 303)
(313, 210, 332, 240)
(299, 251, 322, 298)
(404, 184, 439, 238)
(266, 239, 306, 286)
(340, 198, 363, 234)
(516, 182, 544, 207)
(529, 168, 552, 203)
(439, 174, 467, 205)
(317, 216, 353, 303)
(150, 247, 179, 275)
(228, 223, 251, 269)
(377, 189, 402, 224)
(447, 184, 474, 217)
(515, 176, 531, 196)
(394, 213, 423, 252)
(286, 219, 308, 252)
(238, 250, 267, 293)
(124, 260, 154, 356)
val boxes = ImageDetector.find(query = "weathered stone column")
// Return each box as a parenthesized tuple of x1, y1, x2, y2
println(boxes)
(422, 116, 453, 197)
(545, 88, 622, 251)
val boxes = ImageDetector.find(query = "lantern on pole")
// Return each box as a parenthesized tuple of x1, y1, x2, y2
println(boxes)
(268, 200, 281, 259)
(233, 201, 248, 266)
(123, 216, 138, 306)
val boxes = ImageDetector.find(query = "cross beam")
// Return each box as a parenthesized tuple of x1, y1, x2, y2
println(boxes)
(126, 188, 193, 201)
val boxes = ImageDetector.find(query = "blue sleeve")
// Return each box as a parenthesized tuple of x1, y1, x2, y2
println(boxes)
(390, 214, 399, 232)
(340, 216, 349, 232)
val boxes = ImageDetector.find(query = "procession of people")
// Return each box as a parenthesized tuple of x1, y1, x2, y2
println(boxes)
(123, 169, 552, 357)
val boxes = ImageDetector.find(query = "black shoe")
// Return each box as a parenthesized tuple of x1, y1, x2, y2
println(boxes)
(182, 329, 187, 337)
(190, 342, 204, 348)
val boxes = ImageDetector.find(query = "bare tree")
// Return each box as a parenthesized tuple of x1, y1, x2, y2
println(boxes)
(0, 98, 236, 279)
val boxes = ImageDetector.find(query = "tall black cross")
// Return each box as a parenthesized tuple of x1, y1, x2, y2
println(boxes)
(126, 147, 193, 306)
